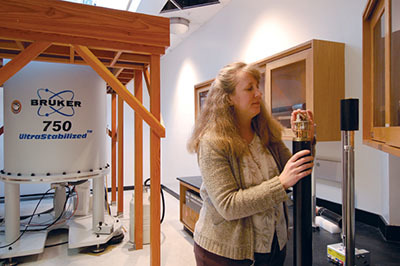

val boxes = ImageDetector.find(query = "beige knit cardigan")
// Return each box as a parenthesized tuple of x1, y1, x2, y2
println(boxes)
(193, 134, 296, 261)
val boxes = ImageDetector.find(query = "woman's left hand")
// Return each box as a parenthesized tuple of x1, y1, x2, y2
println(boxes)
(291, 109, 315, 140)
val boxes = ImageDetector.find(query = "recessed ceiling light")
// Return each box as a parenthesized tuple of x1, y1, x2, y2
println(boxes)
(170, 17, 190, 35)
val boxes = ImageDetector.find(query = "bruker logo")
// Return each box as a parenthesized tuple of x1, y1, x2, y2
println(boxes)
(31, 88, 82, 117)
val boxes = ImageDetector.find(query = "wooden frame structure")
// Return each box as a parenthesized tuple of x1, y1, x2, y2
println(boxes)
(0, 0, 169, 265)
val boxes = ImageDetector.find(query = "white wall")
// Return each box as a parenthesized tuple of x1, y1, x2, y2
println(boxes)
(159, 0, 399, 225)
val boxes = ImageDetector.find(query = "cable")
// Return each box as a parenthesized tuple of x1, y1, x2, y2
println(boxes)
(21, 186, 76, 227)
(68, 179, 88, 186)
(104, 186, 111, 216)
(44, 241, 68, 248)
(55, 185, 78, 225)
(23, 186, 70, 228)
(0, 187, 54, 249)
(160, 185, 165, 223)
(0, 207, 54, 225)
(32, 185, 73, 230)
(17, 184, 74, 231)
(143, 178, 166, 224)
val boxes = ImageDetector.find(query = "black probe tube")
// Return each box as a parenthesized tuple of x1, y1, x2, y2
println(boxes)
(293, 140, 313, 266)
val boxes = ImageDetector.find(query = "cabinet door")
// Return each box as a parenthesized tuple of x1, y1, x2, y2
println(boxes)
(265, 49, 312, 139)
(368, 0, 400, 148)
(388, 0, 400, 147)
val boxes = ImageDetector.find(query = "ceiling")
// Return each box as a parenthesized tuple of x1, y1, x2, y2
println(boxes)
(67, 0, 231, 54)
(135, 0, 231, 53)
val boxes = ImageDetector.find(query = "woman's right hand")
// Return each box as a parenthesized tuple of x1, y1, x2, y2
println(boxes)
(279, 150, 314, 190)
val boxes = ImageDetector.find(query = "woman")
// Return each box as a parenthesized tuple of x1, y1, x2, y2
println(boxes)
(187, 62, 315, 266)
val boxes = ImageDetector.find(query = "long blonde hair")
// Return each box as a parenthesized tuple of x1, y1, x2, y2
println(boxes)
(187, 62, 282, 157)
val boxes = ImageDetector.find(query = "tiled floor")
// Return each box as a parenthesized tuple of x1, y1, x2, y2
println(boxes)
(1, 189, 400, 265)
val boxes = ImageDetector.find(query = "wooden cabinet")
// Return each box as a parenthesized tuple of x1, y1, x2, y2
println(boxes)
(255, 39, 345, 141)
(363, 0, 400, 156)
(177, 176, 202, 233)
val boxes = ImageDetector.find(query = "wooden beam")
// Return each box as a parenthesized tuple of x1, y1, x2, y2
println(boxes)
(118, 53, 150, 64)
(111, 93, 117, 203)
(0, 40, 20, 50)
(69, 46, 75, 64)
(144, 67, 151, 96)
(0, 0, 170, 48)
(134, 69, 143, 250)
(0, 27, 166, 55)
(74, 45, 165, 138)
(122, 78, 133, 85)
(113, 68, 124, 78)
(0, 42, 151, 64)
(110, 51, 123, 67)
(117, 95, 124, 215)
(118, 73, 134, 79)
(149, 54, 161, 266)
(0, 51, 146, 71)
(0, 41, 51, 85)
(122, 68, 135, 74)
(15, 40, 24, 50)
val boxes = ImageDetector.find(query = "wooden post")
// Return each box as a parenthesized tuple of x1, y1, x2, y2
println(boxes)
(134, 70, 144, 249)
(117, 95, 124, 215)
(150, 54, 161, 266)
(73, 44, 165, 265)
(111, 93, 117, 203)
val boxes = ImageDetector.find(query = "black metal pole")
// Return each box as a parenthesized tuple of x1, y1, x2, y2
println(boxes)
(340, 98, 359, 266)
(293, 140, 313, 266)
